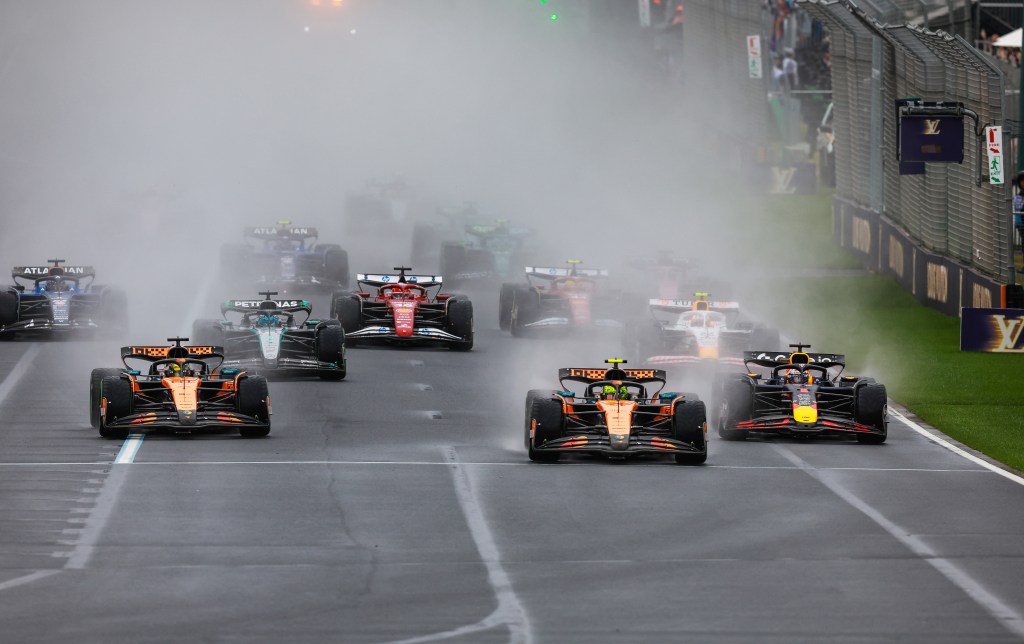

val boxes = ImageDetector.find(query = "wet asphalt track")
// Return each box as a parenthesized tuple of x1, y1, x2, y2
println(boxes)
(2, 300, 1024, 643)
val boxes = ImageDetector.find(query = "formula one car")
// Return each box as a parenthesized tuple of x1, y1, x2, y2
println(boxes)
(716, 344, 887, 444)
(500, 261, 633, 336)
(626, 293, 779, 365)
(89, 337, 271, 439)
(525, 359, 707, 464)
(0, 259, 127, 337)
(191, 292, 346, 380)
(220, 221, 349, 291)
(330, 267, 473, 350)
(437, 220, 534, 286)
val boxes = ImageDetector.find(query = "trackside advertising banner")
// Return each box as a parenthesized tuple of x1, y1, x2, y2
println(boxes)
(960, 308, 1024, 352)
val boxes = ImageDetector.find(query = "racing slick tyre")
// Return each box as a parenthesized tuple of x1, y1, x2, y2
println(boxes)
(525, 389, 562, 462)
(854, 383, 888, 444)
(510, 287, 538, 338)
(446, 299, 474, 351)
(718, 377, 752, 441)
(315, 321, 346, 380)
(0, 289, 18, 327)
(498, 283, 517, 331)
(237, 375, 271, 437)
(98, 375, 133, 440)
(331, 291, 363, 338)
(90, 368, 123, 429)
(749, 327, 780, 351)
(191, 318, 223, 347)
(316, 245, 350, 288)
(672, 399, 708, 465)
(440, 242, 467, 282)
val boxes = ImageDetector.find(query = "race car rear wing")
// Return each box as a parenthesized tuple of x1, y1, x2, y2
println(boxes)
(121, 345, 224, 360)
(221, 299, 312, 315)
(743, 351, 845, 368)
(648, 298, 740, 311)
(558, 367, 667, 383)
(525, 266, 609, 279)
(243, 226, 318, 241)
(465, 223, 532, 238)
(357, 273, 443, 287)
(12, 266, 95, 281)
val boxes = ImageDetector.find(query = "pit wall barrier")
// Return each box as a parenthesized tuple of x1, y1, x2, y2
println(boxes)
(833, 196, 1021, 316)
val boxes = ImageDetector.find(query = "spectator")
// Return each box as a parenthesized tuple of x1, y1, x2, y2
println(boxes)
(771, 55, 787, 93)
(1014, 172, 1024, 254)
(783, 47, 799, 90)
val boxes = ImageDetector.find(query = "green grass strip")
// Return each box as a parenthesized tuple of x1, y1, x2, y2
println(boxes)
(749, 193, 1024, 470)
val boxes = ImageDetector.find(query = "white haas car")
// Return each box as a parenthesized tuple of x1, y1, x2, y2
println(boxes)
(626, 293, 780, 367)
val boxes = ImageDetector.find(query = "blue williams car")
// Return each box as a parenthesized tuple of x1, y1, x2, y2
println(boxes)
(0, 259, 128, 337)
(220, 221, 349, 293)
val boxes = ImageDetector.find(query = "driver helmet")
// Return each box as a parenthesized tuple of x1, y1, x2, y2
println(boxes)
(167, 362, 183, 377)
(618, 385, 632, 400)
(786, 370, 809, 385)
(257, 313, 276, 326)
(602, 385, 618, 400)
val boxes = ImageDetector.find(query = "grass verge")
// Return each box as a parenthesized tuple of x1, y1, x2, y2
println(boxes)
(743, 192, 1024, 470)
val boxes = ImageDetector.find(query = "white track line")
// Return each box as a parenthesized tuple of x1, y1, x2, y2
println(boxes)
(0, 344, 41, 406)
(383, 449, 532, 644)
(890, 407, 1024, 487)
(775, 445, 1024, 639)
(0, 460, 995, 473)
(113, 435, 144, 464)
(63, 464, 132, 570)
(0, 570, 60, 592)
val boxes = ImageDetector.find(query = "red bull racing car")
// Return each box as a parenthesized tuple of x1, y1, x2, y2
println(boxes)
(716, 344, 887, 443)
(89, 337, 271, 439)
(525, 359, 707, 464)
(330, 267, 473, 350)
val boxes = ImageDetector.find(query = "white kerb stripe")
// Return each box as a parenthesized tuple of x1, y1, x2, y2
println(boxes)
(890, 406, 1024, 487)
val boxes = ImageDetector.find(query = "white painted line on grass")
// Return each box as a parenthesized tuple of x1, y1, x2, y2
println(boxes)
(382, 449, 532, 644)
(0, 344, 42, 406)
(890, 407, 1024, 488)
(776, 445, 1024, 640)
(113, 434, 144, 464)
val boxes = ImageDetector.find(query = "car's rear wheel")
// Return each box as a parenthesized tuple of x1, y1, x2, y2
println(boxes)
(331, 292, 362, 337)
(510, 288, 538, 338)
(90, 368, 123, 429)
(855, 383, 887, 444)
(0, 289, 19, 327)
(498, 283, 516, 331)
(99, 376, 133, 440)
(447, 299, 474, 351)
(672, 399, 708, 465)
(525, 389, 562, 462)
(319, 245, 350, 288)
(315, 321, 346, 380)
(718, 378, 752, 441)
(237, 375, 271, 437)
